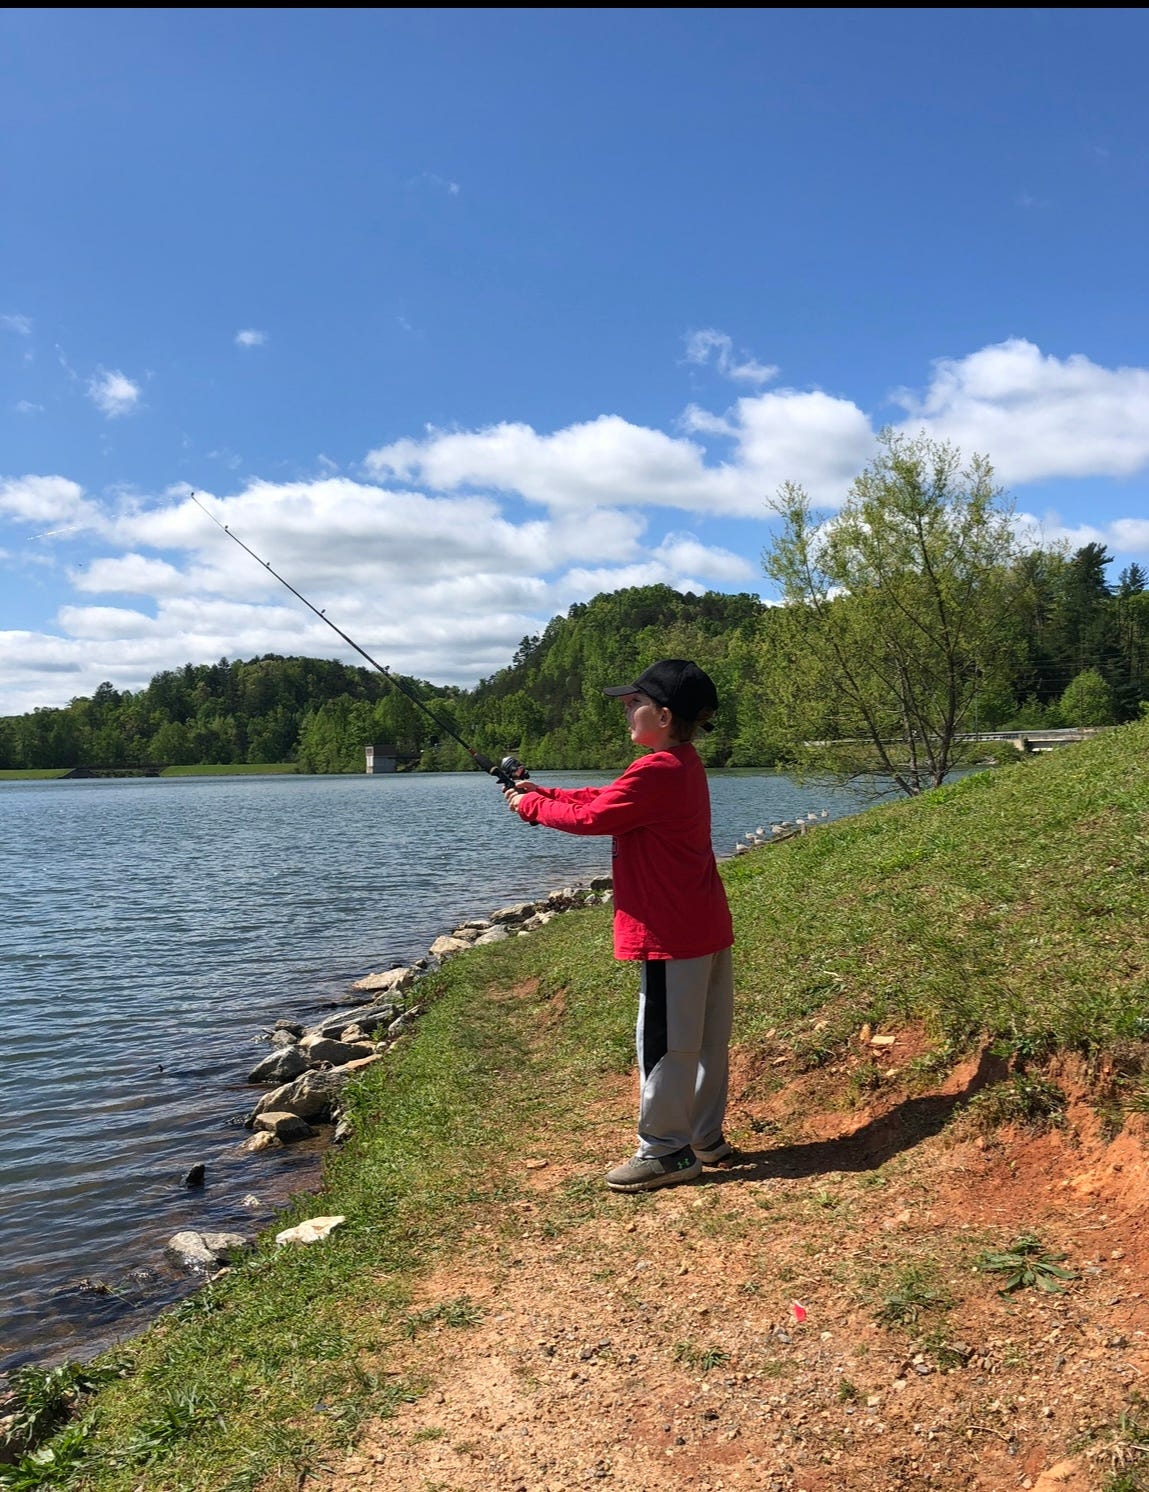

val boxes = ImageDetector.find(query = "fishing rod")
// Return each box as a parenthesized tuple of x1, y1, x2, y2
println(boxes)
(189, 492, 530, 792)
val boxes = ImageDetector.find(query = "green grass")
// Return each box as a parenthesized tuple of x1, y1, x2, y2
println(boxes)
(724, 718, 1149, 1057)
(8, 717, 1149, 1489)
(0, 764, 299, 780)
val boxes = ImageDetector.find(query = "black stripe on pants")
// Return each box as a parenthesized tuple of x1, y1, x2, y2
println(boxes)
(640, 958, 668, 1078)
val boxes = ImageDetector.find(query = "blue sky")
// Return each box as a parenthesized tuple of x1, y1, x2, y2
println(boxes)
(3, 7, 1149, 715)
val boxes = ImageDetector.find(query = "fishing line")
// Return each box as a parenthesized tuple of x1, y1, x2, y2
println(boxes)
(189, 492, 528, 791)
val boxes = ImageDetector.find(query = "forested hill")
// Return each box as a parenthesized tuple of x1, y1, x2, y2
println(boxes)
(2, 552, 1147, 773)
(0, 587, 771, 773)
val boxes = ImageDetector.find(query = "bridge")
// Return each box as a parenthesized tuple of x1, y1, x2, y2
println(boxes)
(962, 728, 1105, 753)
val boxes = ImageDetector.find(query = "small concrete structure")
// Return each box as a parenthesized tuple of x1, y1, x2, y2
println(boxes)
(365, 743, 416, 773)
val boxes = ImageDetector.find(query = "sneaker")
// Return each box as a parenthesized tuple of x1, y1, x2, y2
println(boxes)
(605, 1147, 702, 1193)
(693, 1136, 735, 1166)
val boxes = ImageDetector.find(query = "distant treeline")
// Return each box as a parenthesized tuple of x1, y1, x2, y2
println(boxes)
(2, 544, 1147, 772)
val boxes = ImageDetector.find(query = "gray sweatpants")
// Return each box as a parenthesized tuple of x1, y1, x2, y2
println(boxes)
(636, 946, 734, 1158)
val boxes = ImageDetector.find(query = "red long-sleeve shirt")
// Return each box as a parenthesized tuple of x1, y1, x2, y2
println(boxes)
(513, 743, 734, 961)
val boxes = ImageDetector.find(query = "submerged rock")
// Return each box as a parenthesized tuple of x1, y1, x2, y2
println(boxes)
(166, 1230, 250, 1272)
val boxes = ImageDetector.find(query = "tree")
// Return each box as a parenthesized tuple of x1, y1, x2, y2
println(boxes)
(1059, 669, 1115, 727)
(761, 430, 1021, 795)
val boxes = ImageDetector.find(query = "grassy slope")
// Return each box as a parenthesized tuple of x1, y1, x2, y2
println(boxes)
(7, 720, 1148, 1491)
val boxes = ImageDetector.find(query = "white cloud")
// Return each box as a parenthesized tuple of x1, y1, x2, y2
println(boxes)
(2, 314, 33, 336)
(14, 400, 44, 415)
(366, 393, 874, 517)
(87, 369, 141, 418)
(0, 475, 104, 527)
(235, 329, 267, 348)
(652, 531, 755, 583)
(70, 554, 187, 596)
(895, 339, 1149, 483)
(684, 328, 778, 385)
(1014, 510, 1149, 559)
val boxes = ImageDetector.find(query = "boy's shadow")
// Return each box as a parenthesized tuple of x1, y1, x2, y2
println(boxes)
(708, 1046, 1006, 1183)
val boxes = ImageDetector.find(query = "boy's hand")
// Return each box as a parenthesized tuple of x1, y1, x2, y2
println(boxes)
(503, 783, 537, 813)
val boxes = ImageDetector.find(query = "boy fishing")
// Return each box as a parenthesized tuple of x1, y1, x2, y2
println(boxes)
(503, 659, 735, 1192)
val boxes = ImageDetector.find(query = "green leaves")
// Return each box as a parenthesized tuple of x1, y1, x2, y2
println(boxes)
(975, 1234, 1078, 1294)
(762, 429, 1023, 795)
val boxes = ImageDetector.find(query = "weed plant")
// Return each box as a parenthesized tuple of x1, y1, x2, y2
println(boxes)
(974, 1233, 1077, 1293)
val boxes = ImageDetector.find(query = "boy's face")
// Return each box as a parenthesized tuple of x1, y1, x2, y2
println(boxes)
(622, 690, 675, 750)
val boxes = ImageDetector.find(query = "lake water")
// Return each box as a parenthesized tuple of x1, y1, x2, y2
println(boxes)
(1, 768, 890, 1370)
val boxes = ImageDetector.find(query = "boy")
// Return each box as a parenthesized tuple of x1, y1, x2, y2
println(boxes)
(503, 659, 734, 1192)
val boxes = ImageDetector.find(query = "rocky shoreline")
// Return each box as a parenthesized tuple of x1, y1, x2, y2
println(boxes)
(163, 875, 615, 1274)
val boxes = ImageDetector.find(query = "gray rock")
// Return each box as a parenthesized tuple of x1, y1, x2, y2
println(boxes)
(166, 1230, 250, 1272)
(252, 1110, 316, 1141)
(243, 1131, 280, 1152)
(589, 876, 612, 891)
(429, 934, 469, 960)
(247, 1044, 310, 1084)
(274, 1019, 305, 1037)
(269, 1029, 299, 1048)
(521, 910, 556, 931)
(489, 901, 536, 924)
(385, 1005, 423, 1039)
(301, 1036, 375, 1066)
(247, 1066, 350, 1124)
(311, 1003, 396, 1041)
(473, 925, 511, 945)
(350, 966, 414, 994)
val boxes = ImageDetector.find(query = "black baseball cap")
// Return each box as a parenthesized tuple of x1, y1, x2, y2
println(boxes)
(602, 659, 719, 731)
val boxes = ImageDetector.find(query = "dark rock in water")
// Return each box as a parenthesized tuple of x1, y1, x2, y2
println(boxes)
(183, 1163, 206, 1188)
(273, 1019, 305, 1037)
(53, 1277, 112, 1296)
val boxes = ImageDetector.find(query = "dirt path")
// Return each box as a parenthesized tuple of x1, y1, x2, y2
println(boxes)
(313, 1041, 1149, 1492)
